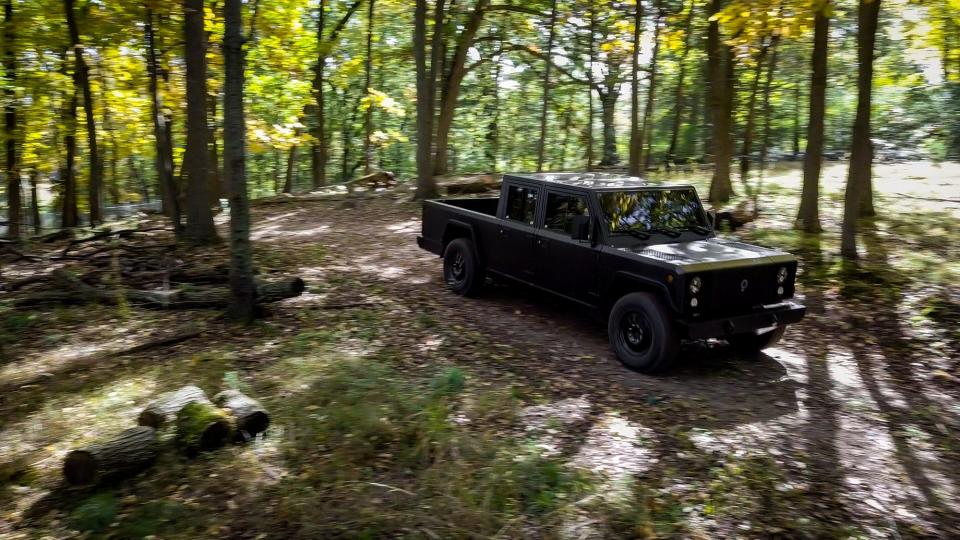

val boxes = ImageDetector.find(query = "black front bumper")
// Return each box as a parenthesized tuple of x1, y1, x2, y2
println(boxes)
(678, 301, 806, 340)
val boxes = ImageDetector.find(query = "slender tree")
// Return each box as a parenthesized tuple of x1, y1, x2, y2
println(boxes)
(797, 0, 830, 233)
(362, 0, 376, 174)
(707, 0, 733, 202)
(145, 8, 180, 234)
(586, 0, 596, 170)
(223, 0, 256, 321)
(182, 0, 218, 243)
(841, 0, 881, 259)
(310, 0, 364, 190)
(413, 0, 442, 199)
(29, 169, 40, 234)
(536, 0, 559, 172)
(3, 0, 19, 239)
(628, 0, 644, 176)
(665, 0, 696, 168)
(65, 0, 102, 226)
(740, 38, 770, 189)
(639, 5, 663, 170)
(759, 34, 780, 179)
(61, 49, 79, 229)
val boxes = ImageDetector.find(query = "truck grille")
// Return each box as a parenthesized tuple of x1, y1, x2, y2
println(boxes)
(701, 265, 786, 316)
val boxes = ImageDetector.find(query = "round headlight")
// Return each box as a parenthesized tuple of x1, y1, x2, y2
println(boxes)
(690, 297, 699, 308)
(689, 276, 702, 294)
(777, 267, 788, 284)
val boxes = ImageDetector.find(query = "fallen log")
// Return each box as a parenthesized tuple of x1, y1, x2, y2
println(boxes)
(42, 268, 304, 309)
(213, 390, 270, 440)
(176, 401, 234, 454)
(138, 385, 212, 429)
(62, 426, 159, 486)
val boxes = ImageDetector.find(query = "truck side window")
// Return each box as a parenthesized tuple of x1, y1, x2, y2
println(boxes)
(544, 192, 590, 236)
(505, 185, 537, 225)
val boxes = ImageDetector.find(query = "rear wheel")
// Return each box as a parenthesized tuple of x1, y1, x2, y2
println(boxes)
(608, 292, 679, 374)
(726, 327, 785, 353)
(442, 238, 484, 296)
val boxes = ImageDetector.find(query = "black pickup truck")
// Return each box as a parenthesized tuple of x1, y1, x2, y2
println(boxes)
(417, 173, 806, 373)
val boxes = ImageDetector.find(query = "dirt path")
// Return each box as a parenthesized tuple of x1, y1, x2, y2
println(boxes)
(251, 193, 960, 537)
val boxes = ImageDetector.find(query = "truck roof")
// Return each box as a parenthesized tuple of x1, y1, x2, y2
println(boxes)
(502, 172, 695, 191)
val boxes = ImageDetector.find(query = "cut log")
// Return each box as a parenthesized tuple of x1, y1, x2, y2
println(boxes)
(63, 426, 159, 486)
(176, 401, 234, 454)
(213, 390, 270, 439)
(257, 277, 306, 303)
(438, 174, 501, 196)
(138, 385, 212, 429)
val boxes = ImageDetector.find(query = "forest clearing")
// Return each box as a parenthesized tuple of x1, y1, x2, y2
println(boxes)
(2, 163, 959, 538)
(2, 0, 960, 537)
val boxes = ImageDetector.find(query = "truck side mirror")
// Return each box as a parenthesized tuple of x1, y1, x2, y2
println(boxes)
(571, 215, 591, 241)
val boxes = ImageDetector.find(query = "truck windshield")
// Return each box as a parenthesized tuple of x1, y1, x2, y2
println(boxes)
(598, 188, 708, 237)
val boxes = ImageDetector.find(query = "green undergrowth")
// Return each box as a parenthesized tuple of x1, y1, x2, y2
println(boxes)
(262, 357, 598, 538)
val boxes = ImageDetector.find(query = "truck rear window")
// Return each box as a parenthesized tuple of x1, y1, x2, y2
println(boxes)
(505, 185, 538, 225)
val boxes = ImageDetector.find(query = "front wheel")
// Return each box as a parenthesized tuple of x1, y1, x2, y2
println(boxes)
(608, 292, 679, 374)
(726, 327, 785, 353)
(442, 238, 484, 296)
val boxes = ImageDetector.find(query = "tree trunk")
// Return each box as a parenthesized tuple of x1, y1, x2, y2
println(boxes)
(61, 54, 79, 229)
(284, 143, 297, 194)
(310, 0, 364, 190)
(176, 401, 233, 454)
(311, 0, 327, 190)
(598, 89, 619, 166)
(759, 36, 780, 178)
(536, 0, 559, 172)
(224, 0, 256, 322)
(431, 0, 488, 177)
(65, 0, 102, 227)
(208, 90, 222, 206)
(707, 0, 733, 203)
(627, 0, 644, 176)
(841, 0, 881, 259)
(213, 390, 270, 438)
(362, 0, 375, 175)
(797, 4, 829, 233)
(146, 9, 179, 232)
(63, 426, 159, 486)
(413, 0, 440, 199)
(182, 0, 218, 244)
(740, 39, 769, 189)
(139, 385, 212, 429)
(586, 1, 596, 170)
(666, 0, 695, 168)
(29, 170, 41, 234)
(3, 0, 19, 239)
(639, 8, 663, 171)
(793, 77, 801, 158)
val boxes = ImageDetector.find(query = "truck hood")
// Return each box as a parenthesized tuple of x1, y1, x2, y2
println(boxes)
(621, 238, 794, 272)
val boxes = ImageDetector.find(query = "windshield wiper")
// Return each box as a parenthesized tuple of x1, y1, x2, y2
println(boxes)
(612, 228, 650, 240)
(648, 226, 682, 238)
(686, 224, 712, 235)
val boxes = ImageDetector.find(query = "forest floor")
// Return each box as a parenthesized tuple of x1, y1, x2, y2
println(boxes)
(1, 161, 959, 539)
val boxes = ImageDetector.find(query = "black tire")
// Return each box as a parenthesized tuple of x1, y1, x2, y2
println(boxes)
(442, 238, 484, 296)
(726, 327, 785, 353)
(608, 292, 679, 374)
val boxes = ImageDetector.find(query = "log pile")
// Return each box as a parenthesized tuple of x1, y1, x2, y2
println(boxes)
(2, 221, 305, 311)
(437, 173, 501, 196)
(62, 385, 271, 486)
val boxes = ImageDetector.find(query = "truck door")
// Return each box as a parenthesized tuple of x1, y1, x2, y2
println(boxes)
(535, 190, 600, 304)
(493, 183, 540, 280)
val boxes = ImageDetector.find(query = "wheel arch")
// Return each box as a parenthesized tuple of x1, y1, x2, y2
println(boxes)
(604, 272, 679, 314)
(441, 220, 484, 266)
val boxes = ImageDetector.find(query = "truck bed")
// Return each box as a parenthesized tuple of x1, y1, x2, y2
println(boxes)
(439, 197, 499, 216)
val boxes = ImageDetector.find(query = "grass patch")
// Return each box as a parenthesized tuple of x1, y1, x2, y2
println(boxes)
(68, 493, 118, 533)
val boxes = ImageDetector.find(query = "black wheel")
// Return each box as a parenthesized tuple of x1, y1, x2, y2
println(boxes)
(726, 327, 785, 353)
(442, 238, 484, 296)
(608, 292, 679, 373)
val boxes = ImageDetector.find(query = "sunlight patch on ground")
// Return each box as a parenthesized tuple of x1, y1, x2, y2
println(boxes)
(571, 412, 658, 493)
(386, 219, 420, 234)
